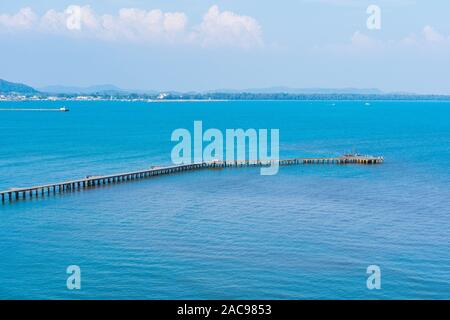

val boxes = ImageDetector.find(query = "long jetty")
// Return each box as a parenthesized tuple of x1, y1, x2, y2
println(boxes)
(1, 155, 383, 204)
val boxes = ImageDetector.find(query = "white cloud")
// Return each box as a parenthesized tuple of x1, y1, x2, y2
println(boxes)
(0, 5, 263, 48)
(100, 8, 188, 41)
(350, 31, 380, 48)
(164, 12, 187, 33)
(40, 6, 99, 33)
(422, 25, 447, 43)
(0, 7, 37, 29)
(191, 5, 263, 48)
(398, 26, 450, 46)
(40, 9, 66, 32)
(312, 30, 384, 54)
(39, 6, 187, 42)
(317, 26, 450, 54)
(400, 33, 418, 46)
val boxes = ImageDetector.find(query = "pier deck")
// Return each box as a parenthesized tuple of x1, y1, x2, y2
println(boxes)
(1, 155, 383, 204)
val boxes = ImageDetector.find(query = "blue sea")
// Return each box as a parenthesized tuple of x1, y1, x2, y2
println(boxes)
(0, 100, 449, 299)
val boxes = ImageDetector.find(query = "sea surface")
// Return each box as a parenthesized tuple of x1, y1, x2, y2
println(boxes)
(0, 100, 449, 299)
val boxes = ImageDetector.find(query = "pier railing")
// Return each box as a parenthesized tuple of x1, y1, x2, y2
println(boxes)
(1, 155, 383, 204)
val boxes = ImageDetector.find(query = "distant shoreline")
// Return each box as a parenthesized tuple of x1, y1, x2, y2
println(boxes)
(1, 95, 450, 102)
(2, 79, 450, 101)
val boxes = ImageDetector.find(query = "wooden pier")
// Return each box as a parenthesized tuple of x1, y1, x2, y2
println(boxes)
(1, 155, 383, 204)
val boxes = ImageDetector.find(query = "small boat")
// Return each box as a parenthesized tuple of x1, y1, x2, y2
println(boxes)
(364, 102, 371, 106)
(59, 107, 69, 112)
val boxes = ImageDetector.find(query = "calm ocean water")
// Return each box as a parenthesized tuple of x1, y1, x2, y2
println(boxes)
(0, 100, 449, 299)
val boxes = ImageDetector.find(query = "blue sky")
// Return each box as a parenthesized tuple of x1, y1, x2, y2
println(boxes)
(1, 1, 450, 93)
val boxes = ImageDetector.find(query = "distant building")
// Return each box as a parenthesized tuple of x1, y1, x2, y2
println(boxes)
(157, 93, 168, 100)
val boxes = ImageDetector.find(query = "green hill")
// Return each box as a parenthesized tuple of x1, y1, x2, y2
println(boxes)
(0, 79, 39, 95)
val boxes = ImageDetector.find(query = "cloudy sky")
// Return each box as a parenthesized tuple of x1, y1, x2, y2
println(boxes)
(1, 0, 450, 93)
